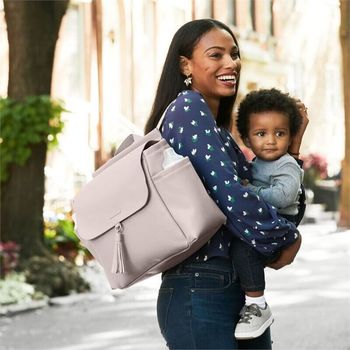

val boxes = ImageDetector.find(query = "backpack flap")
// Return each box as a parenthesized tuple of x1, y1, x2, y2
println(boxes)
(93, 128, 162, 177)
(72, 142, 150, 241)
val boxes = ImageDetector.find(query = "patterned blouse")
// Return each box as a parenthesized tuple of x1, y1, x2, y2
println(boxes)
(161, 90, 300, 262)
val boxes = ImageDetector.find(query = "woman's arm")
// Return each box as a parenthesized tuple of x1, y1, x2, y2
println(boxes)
(289, 100, 309, 158)
(287, 99, 308, 224)
(266, 235, 302, 270)
(161, 91, 300, 256)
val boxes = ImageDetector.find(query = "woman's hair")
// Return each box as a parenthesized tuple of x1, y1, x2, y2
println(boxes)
(144, 19, 240, 134)
(236, 88, 303, 139)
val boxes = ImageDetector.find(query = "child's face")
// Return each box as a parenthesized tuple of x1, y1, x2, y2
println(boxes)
(245, 111, 292, 161)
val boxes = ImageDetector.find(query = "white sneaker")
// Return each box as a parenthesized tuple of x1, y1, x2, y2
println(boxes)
(234, 303, 274, 340)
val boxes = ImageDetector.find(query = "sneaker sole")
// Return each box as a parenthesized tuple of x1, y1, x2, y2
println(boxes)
(234, 315, 274, 340)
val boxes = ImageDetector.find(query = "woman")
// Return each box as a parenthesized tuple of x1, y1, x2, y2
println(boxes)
(145, 19, 308, 349)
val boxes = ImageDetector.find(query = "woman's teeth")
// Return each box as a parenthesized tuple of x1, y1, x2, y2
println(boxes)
(217, 75, 236, 82)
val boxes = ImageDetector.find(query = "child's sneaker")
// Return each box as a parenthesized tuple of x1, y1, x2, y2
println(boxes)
(234, 303, 274, 339)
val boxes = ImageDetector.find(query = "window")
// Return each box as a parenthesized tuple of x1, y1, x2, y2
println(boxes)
(253, 0, 273, 35)
(228, 0, 237, 26)
(194, 0, 213, 18)
(250, 0, 256, 31)
(235, 0, 254, 31)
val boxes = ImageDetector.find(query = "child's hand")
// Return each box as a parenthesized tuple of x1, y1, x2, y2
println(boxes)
(241, 179, 250, 186)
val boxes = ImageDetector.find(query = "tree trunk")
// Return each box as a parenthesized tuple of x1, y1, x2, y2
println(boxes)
(1, 1, 69, 259)
(339, 0, 350, 228)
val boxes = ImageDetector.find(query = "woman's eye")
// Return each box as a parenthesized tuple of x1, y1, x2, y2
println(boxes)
(231, 51, 239, 59)
(209, 52, 222, 58)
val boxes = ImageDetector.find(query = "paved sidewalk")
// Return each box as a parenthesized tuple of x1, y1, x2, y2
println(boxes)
(1, 218, 349, 350)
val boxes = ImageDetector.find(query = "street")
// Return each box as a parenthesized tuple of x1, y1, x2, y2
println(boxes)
(1, 218, 349, 350)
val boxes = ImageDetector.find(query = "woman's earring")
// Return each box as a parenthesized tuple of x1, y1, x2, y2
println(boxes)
(184, 75, 192, 87)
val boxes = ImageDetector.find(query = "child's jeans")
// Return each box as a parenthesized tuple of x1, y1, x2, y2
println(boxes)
(231, 214, 296, 292)
(230, 238, 279, 292)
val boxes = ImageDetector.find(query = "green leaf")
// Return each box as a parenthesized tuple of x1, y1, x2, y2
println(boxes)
(0, 96, 67, 182)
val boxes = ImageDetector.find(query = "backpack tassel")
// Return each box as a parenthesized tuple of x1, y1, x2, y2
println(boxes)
(111, 223, 125, 274)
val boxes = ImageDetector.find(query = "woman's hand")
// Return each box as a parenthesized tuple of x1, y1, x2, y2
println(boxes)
(266, 235, 302, 270)
(241, 179, 250, 186)
(289, 99, 309, 157)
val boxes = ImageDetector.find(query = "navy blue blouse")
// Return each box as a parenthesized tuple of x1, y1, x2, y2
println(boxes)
(161, 90, 300, 261)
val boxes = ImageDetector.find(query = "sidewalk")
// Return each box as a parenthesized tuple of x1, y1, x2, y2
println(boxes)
(265, 218, 350, 350)
(1, 214, 349, 350)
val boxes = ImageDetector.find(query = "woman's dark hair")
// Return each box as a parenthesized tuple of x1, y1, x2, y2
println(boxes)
(144, 19, 240, 134)
(236, 88, 303, 139)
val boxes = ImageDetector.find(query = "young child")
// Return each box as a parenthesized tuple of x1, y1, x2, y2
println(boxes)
(232, 88, 304, 339)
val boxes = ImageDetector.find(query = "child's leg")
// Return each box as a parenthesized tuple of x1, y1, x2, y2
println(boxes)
(230, 238, 267, 296)
(230, 238, 274, 339)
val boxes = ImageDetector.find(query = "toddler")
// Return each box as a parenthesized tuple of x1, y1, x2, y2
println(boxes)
(233, 88, 304, 339)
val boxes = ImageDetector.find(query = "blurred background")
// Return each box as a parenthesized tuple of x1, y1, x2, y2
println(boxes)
(0, 0, 349, 349)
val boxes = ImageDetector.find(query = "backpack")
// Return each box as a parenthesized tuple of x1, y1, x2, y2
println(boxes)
(72, 128, 226, 289)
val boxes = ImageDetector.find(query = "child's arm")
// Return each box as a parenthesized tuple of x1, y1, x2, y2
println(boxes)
(246, 162, 302, 210)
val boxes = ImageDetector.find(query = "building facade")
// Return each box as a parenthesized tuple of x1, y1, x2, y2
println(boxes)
(0, 0, 344, 211)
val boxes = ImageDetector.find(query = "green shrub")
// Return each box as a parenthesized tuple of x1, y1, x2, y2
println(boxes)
(44, 217, 91, 262)
(23, 256, 90, 297)
(0, 95, 65, 182)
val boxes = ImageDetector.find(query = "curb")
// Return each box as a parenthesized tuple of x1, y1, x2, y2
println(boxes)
(0, 292, 115, 317)
(0, 299, 49, 317)
(49, 292, 115, 306)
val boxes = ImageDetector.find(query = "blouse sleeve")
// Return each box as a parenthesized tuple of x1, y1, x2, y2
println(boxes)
(161, 91, 299, 256)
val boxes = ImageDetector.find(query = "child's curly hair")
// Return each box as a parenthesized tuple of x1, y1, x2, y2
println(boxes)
(236, 88, 302, 139)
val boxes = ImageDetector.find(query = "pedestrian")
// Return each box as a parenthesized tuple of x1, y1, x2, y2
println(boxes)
(144, 19, 308, 349)
(232, 88, 305, 340)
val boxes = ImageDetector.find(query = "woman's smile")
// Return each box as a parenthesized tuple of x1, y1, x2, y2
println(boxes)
(216, 73, 238, 88)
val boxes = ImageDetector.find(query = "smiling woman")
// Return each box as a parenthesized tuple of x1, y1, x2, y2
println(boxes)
(144, 19, 307, 350)
(178, 28, 241, 116)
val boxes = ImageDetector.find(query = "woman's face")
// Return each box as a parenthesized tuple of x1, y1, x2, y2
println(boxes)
(183, 28, 241, 110)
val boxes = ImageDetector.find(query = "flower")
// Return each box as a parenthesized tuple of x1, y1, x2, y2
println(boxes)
(301, 153, 328, 189)
(0, 241, 21, 277)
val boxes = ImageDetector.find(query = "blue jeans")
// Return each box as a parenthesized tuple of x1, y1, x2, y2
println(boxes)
(157, 257, 272, 349)
(230, 238, 279, 292)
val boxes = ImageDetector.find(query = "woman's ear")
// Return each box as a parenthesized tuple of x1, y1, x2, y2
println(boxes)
(179, 56, 191, 76)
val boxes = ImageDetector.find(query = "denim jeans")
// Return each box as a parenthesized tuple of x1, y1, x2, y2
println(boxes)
(157, 257, 272, 349)
(230, 238, 276, 292)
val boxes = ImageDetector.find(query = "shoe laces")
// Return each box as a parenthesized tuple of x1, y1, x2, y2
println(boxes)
(238, 304, 262, 324)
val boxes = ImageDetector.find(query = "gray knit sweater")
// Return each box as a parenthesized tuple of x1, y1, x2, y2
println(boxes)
(247, 154, 304, 215)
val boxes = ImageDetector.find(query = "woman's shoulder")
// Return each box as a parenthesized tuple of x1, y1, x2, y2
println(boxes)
(170, 90, 207, 109)
(165, 89, 213, 122)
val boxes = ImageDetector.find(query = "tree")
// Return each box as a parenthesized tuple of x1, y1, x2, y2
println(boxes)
(339, 0, 350, 228)
(1, 1, 69, 258)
